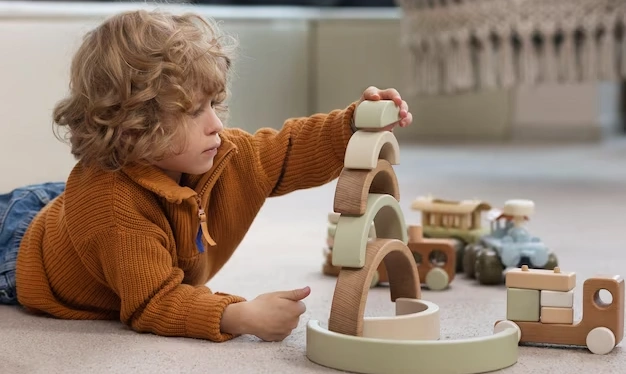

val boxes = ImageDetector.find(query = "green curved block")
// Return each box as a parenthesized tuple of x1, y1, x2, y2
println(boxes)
(332, 193, 408, 268)
(306, 320, 519, 374)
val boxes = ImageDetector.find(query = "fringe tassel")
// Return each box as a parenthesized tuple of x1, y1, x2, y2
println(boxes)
(559, 19, 579, 83)
(539, 21, 558, 83)
(396, 0, 625, 96)
(454, 29, 474, 91)
(581, 15, 599, 81)
(496, 25, 516, 88)
(476, 26, 496, 89)
(439, 33, 455, 94)
(517, 20, 539, 85)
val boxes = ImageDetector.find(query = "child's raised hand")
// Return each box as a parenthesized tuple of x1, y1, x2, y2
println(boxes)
(221, 286, 311, 342)
(357, 86, 413, 131)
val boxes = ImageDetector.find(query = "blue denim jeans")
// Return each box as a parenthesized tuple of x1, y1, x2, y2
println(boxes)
(0, 182, 65, 305)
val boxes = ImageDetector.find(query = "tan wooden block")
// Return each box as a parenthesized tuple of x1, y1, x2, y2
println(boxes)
(505, 265, 576, 292)
(343, 130, 400, 170)
(540, 290, 574, 308)
(541, 307, 574, 324)
(353, 99, 400, 129)
(332, 193, 407, 268)
(333, 159, 400, 215)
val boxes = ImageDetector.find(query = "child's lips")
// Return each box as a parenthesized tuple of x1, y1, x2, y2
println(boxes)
(202, 144, 220, 154)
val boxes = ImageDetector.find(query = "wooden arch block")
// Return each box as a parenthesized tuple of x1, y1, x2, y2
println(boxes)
(328, 238, 421, 337)
(344, 131, 400, 170)
(333, 159, 400, 215)
(353, 100, 400, 129)
(332, 193, 408, 268)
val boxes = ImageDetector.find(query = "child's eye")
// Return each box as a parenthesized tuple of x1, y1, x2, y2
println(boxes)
(192, 108, 204, 117)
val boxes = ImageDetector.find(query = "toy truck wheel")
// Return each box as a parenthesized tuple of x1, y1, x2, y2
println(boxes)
(586, 327, 616, 355)
(544, 252, 558, 270)
(475, 249, 504, 285)
(493, 320, 521, 342)
(425, 268, 449, 291)
(369, 270, 380, 289)
(463, 244, 480, 278)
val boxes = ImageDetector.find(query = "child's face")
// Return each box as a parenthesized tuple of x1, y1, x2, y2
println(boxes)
(153, 100, 224, 182)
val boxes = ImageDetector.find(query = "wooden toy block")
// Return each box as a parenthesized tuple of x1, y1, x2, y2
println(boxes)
(343, 131, 400, 170)
(327, 223, 336, 238)
(507, 288, 540, 322)
(505, 266, 576, 292)
(495, 275, 624, 355)
(309, 101, 520, 374)
(328, 212, 340, 224)
(540, 307, 574, 324)
(540, 290, 574, 308)
(334, 159, 399, 215)
(361, 298, 440, 340)
(329, 238, 421, 337)
(308, 320, 519, 374)
(332, 193, 407, 268)
(353, 99, 400, 130)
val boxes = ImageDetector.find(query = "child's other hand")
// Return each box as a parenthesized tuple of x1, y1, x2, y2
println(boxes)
(221, 286, 311, 341)
(358, 86, 413, 131)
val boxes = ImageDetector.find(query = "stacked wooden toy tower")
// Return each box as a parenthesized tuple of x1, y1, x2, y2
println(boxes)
(326, 100, 421, 335)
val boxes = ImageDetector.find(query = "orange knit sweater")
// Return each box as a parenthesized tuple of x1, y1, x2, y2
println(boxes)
(15, 102, 357, 342)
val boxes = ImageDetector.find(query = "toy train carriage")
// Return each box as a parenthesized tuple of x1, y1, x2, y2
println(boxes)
(494, 265, 625, 355)
(410, 195, 492, 273)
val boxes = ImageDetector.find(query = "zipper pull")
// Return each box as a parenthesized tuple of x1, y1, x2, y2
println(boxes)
(195, 196, 217, 247)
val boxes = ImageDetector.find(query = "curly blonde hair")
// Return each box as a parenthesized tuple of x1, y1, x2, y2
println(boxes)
(53, 9, 236, 170)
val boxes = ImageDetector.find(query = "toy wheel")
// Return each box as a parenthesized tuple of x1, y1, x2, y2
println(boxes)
(529, 250, 549, 268)
(463, 244, 480, 278)
(369, 270, 380, 289)
(586, 327, 616, 355)
(499, 246, 521, 268)
(494, 320, 521, 342)
(475, 249, 504, 285)
(544, 252, 558, 270)
(425, 268, 449, 291)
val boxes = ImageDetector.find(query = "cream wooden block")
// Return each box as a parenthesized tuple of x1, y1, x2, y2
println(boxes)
(343, 131, 400, 170)
(540, 290, 574, 308)
(332, 193, 407, 268)
(361, 299, 439, 341)
(327, 223, 336, 238)
(353, 100, 400, 129)
(540, 307, 574, 324)
(328, 212, 340, 224)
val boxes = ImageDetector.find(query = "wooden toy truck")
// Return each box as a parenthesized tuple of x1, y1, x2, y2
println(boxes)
(494, 265, 625, 355)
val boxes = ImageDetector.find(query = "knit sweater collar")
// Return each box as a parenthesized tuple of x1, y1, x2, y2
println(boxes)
(121, 136, 237, 204)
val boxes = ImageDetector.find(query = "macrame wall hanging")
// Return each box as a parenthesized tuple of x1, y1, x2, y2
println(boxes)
(395, 0, 626, 96)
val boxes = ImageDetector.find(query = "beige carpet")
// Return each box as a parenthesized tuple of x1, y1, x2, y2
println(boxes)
(2, 141, 625, 374)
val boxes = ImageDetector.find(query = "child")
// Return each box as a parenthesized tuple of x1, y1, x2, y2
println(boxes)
(0, 9, 412, 343)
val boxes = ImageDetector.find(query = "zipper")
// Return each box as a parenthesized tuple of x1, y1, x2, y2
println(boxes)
(194, 147, 236, 252)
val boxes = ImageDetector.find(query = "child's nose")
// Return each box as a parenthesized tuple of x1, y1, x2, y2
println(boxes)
(205, 119, 223, 136)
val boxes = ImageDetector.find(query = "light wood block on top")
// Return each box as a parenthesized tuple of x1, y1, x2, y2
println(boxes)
(506, 266, 576, 292)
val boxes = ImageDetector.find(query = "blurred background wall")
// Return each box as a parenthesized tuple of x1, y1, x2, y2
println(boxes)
(0, 0, 624, 191)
